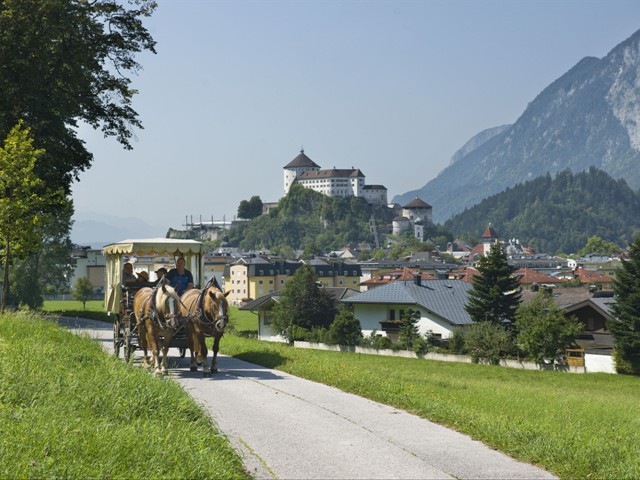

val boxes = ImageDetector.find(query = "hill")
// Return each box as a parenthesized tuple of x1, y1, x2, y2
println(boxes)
(226, 185, 395, 253)
(394, 28, 640, 223)
(444, 168, 640, 254)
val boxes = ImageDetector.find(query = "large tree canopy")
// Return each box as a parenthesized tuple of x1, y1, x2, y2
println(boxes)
(0, 0, 157, 195)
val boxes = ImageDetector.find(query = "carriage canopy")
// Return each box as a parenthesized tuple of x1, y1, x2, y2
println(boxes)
(102, 238, 205, 315)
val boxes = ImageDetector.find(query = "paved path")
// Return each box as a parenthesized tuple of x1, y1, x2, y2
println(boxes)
(60, 317, 556, 480)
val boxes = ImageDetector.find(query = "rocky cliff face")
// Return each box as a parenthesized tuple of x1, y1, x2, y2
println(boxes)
(394, 29, 640, 223)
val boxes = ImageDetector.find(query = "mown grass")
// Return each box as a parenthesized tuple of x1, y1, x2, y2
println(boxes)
(219, 328, 640, 479)
(0, 311, 250, 479)
(43, 299, 111, 322)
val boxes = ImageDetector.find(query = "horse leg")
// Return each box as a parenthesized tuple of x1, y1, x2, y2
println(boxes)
(137, 319, 150, 368)
(200, 333, 211, 376)
(211, 334, 222, 374)
(148, 327, 162, 376)
(186, 322, 198, 372)
(160, 331, 173, 375)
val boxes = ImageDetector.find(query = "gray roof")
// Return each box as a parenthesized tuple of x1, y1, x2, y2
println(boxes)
(342, 279, 473, 325)
(283, 150, 321, 169)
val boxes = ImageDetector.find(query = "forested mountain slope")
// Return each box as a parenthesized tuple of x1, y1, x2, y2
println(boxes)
(444, 168, 640, 254)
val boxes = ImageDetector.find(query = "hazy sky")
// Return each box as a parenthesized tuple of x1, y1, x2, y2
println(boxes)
(71, 0, 640, 233)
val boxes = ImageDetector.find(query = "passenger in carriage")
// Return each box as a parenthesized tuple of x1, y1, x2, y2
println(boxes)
(155, 267, 168, 283)
(122, 262, 137, 286)
(137, 270, 150, 283)
(167, 257, 194, 296)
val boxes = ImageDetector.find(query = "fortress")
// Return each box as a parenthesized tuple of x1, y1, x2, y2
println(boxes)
(283, 149, 388, 206)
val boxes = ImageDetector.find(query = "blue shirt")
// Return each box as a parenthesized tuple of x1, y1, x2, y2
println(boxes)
(167, 268, 194, 295)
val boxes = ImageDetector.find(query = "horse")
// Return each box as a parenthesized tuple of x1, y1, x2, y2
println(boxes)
(180, 280, 230, 375)
(133, 281, 183, 376)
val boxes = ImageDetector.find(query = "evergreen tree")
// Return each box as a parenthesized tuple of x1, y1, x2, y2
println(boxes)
(328, 306, 363, 346)
(398, 308, 421, 351)
(611, 236, 640, 374)
(465, 242, 522, 327)
(271, 265, 336, 343)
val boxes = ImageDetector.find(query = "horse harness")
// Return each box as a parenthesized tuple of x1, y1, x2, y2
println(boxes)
(189, 287, 228, 335)
(138, 281, 183, 331)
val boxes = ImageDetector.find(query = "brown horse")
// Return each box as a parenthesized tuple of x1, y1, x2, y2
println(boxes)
(133, 282, 182, 376)
(180, 282, 230, 375)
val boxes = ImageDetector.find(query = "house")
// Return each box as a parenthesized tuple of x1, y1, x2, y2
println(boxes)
(240, 287, 360, 342)
(521, 287, 617, 353)
(512, 267, 566, 291)
(359, 267, 436, 291)
(341, 276, 473, 342)
(69, 246, 106, 292)
(224, 256, 362, 306)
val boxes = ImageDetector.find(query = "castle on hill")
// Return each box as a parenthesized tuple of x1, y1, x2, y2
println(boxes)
(283, 149, 388, 206)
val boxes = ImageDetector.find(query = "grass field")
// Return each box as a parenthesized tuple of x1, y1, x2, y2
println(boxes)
(218, 325, 640, 479)
(41, 301, 640, 478)
(0, 311, 250, 479)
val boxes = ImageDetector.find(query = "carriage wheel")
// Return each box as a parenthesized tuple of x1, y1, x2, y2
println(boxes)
(113, 319, 121, 358)
(179, 347, 186, 358)
(124, 327, 133, 362)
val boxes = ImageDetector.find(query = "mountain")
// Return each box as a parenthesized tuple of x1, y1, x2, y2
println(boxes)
(444, 168, 640, 254)
(447, 125, 510, 165)
(71, 212, 167, 248)
(394, 29, 640, 223)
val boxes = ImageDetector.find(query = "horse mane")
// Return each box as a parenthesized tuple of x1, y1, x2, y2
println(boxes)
(155, 284, 181, 316)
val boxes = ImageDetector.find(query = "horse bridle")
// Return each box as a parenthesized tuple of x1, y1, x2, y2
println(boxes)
(194, 284, 228, 334)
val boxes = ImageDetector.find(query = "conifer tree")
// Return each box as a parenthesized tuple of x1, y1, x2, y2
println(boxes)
(465, 242, 522, 327)
(611, 236, 640, 374)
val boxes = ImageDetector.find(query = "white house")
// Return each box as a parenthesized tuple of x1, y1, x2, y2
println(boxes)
(341, 277, 473, 341)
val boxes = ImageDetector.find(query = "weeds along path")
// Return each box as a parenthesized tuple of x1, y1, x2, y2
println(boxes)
(59, 317, 557, 480)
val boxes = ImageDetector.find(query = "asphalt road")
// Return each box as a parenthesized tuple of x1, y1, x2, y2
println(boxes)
(59, 317, 557, 480)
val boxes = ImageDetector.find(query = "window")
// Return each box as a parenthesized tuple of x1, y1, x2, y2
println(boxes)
(258, 280, 263, 285)
(269, 280, 273, 284)
(389, 309, 396, 320)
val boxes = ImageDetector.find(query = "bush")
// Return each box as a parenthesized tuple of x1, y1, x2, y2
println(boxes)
(328, 307, 363, 346)
(448, 327, 466, 354)
(464, 322, 513, 365)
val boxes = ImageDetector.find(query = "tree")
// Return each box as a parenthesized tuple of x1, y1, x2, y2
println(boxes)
(515, 292, 582, 365)
(610, 236, 640, 374)
(237, 196, 264, 219)
(328, 306, 363, 346)
(0, 0, 156, 196)
(271, 265, 336, 343)
(398, 308, 421, 351)
(73, 277, 95, 309)
(465, 242, 522, 327)
(9, 198, 75, 308)
(0, 122, 64, 310)
(577, 235, 621, 257)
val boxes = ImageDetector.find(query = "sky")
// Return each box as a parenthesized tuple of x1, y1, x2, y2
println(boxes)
(71, 0, 640, 235)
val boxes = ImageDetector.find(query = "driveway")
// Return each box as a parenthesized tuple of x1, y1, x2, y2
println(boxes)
(59, 317, 556, 480)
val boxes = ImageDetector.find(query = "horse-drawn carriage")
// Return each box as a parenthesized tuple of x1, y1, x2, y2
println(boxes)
(103, 238, 205, 363)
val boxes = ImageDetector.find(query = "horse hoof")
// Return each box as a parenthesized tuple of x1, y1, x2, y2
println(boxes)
(190, 366, 197, 372)
(212, 368, 218, 373)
